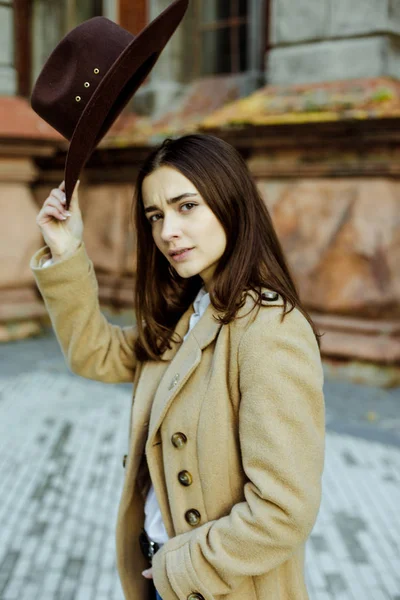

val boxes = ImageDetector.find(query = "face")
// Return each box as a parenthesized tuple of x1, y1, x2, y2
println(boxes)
(142, 166, 227, 289)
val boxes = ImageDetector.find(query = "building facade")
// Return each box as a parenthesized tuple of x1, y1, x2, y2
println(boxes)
(4, 1, 400, 106)
(1, 1, 400, 378)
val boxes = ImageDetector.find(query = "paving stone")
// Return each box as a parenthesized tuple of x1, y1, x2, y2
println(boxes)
(42, 570, 64, 593)
(1, 577, 25, 599)
(81, 563, 98, 586)
(74, 585, 95, 600)
(309, 533, 329, 553)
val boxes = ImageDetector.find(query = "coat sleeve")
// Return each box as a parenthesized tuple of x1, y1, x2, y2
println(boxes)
(30, 242, 138, 383)
(152, 306, 325, 600)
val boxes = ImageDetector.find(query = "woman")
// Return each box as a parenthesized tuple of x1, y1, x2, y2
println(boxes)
(32, 134, 325, 600)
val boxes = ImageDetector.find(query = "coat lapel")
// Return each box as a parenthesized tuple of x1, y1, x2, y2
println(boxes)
(146, 301, 223, 447)
(129, 303, 193, 452)
(121, 304, 195, 508)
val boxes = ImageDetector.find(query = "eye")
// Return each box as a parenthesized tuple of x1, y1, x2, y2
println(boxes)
(148, 213, 162, 223)
(181, 202, 197, 212)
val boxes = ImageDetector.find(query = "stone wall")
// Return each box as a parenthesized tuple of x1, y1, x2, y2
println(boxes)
(269, 0, 400, 84)
(256, 177, 400, 363)
(0, 98, 63, 340)
(203, 116, 400, 365)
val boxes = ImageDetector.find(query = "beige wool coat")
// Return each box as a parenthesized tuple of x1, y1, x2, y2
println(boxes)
(31, 242, 325, 600)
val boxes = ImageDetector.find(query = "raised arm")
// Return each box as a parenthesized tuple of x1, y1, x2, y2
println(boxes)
(32, 180, 137, 383)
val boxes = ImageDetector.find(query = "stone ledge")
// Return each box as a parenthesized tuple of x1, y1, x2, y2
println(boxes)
(0, 320, 44, 343)
(323, 358, 400, 388)
(201, 77, 400, 129)
(313, 313, 400, 363)
(0, 97, 61, 140)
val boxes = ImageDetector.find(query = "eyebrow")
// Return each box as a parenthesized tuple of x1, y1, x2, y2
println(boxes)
(144, 193, 199, 214)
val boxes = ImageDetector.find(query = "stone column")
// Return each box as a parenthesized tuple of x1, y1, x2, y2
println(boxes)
(0, 143, 54, 341)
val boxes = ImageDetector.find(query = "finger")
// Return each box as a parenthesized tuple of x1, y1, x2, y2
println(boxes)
(59, 180, 65, 192)
(38, 205, 68, 222)
(46, 195, 70, 215)
(45, 205, 68, 220)
(50, 189, 67, 205)
(141, 568, 153, 579)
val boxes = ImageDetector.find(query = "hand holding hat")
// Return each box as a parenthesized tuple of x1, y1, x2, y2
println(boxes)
(31, 0, 189, 210)
(36, 180, 83, 262)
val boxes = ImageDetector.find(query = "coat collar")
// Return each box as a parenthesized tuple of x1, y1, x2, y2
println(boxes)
(146, 301, 223, 446)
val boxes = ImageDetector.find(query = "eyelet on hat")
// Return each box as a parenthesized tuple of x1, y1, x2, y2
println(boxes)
(93, 68, 100, 74)
(75, 96, 81, 102)
(84, 82, 90, 88)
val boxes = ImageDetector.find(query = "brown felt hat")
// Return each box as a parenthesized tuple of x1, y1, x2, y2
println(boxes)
(31, 0, 188, 209)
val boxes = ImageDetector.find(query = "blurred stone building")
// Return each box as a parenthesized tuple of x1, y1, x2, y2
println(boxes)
(1, 1, 399, 379)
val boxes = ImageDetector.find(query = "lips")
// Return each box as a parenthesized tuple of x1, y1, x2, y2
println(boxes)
(169, 247, 193, 257)
(169, 247, 194, 262)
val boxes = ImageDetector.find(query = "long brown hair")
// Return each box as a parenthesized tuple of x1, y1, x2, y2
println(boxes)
(133, 134, 321, 361)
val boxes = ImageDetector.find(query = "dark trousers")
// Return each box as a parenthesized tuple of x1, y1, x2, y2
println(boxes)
(152, 581, 162, 600)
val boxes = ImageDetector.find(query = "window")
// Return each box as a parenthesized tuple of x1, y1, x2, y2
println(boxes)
(188, 0, 266, 79)
(67, 0, 103, 29)
(195, 0, 250, 76)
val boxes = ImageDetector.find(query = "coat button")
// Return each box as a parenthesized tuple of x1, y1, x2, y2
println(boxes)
(122, 454, 127, 468)
(178, 470, 193, 486)
(185, 509, 201, 526)
(261, 291, 279, 302)
(171, 432, 187, 448)
(187, 594, 205, 600)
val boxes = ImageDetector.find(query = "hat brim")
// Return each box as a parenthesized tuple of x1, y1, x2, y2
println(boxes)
(64, 0, 188, 208)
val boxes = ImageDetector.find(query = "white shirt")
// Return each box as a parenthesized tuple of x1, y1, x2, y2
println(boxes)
(41, 257, 54, 268)
(41, 257, 211, 547)
(144, 285, 211, 546)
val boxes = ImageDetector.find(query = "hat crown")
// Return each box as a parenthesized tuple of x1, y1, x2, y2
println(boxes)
(31, 17, 134, 140)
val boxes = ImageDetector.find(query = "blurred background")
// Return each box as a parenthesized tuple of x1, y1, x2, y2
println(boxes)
(0, 1, 399, 599)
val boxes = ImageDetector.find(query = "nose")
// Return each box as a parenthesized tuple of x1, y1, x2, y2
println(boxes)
(160, 212, 181, 243)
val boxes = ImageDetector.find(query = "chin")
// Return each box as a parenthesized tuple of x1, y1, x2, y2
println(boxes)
(174, 264, 202, 279)
(175, 269, 199, 279)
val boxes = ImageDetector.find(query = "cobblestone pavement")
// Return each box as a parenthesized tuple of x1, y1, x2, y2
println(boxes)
(0, 330, 399, 600)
